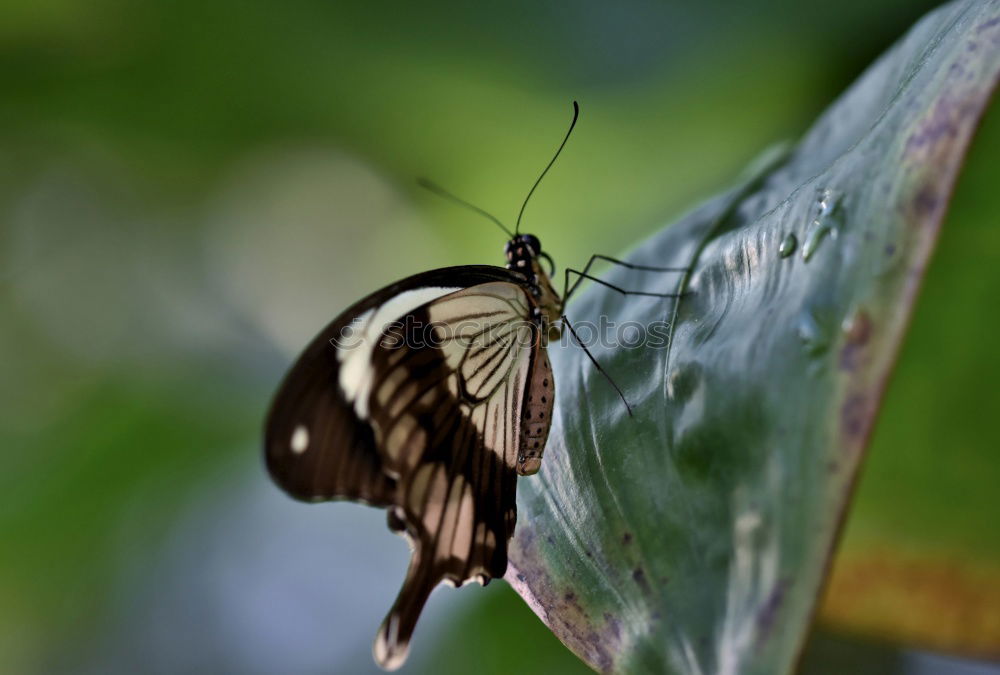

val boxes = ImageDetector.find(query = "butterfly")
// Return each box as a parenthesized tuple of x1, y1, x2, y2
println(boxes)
(263, 102, 684, 670)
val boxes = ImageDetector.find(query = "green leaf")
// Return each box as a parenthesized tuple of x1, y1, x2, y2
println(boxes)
(505, 2, 1000, 673)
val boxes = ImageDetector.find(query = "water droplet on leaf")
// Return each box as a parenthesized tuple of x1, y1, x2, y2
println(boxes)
(801, 189, 844, 261)
(779, 233, 797, 258)
(802, 226, 831, 261)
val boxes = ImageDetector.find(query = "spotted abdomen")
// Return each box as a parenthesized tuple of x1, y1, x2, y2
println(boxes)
(516, 340, 553, 476)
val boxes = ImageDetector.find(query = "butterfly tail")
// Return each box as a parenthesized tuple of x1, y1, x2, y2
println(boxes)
(373, 552, 437, 671)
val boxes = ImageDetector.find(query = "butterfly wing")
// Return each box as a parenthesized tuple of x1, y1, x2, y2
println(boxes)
(264, 328, 394, 506)
(264, 266, 546, 670)
(264, 265, 523, 504)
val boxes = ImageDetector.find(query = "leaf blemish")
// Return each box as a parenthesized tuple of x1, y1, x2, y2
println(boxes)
(754, 578, 790, 643)
(976, 16, 999, 33)
(910, 184, 943, 221)
(603, 612, 622, 640)
(839, 309, 873, 371)
(632, 567, 650, 593)
(840, 393, 870, 441)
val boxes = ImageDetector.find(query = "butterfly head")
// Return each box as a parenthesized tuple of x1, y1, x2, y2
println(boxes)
(504, 233, 543, 271)
(506, 233, 561, 329)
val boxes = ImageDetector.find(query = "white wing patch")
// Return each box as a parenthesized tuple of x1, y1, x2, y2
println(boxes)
(290, 425, 310, 454)
(336, 286, 460, 419)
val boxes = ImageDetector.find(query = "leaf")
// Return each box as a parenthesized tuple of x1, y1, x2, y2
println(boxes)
(505, 2, 1000, 673)
(817, 90, 1000, 655)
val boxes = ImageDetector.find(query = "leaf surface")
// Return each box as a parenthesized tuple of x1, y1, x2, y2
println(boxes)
(506, 2, 1000, 672)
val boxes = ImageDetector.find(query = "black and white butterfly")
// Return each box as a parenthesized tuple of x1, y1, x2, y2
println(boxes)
(264, 102, 683, 670)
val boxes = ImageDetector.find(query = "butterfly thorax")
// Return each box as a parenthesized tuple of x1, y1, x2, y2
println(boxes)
(504, 233, 562, 340)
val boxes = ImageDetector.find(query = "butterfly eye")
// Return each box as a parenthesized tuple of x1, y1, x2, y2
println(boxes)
(521, 234, 542, 256)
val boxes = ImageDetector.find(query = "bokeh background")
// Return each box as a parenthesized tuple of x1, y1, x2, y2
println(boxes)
(2, 1, 999, 673)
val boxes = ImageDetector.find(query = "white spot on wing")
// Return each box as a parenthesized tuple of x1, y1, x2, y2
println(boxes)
(290, 425, 309, 454)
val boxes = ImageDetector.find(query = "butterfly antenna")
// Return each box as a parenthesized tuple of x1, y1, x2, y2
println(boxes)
(515, 101, 580, 235)
(417, 178, 513, 238)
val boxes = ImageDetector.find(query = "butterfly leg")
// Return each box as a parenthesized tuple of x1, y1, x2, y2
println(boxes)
(563, 269, 687, 303)
(561, 314, 633, 417)
(562, 254, 689, 305)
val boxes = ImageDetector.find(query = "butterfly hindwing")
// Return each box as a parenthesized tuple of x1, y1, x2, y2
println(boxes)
(366, 282, 538, 668)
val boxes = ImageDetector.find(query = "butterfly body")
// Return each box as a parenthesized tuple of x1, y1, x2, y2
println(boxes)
(503, 234, 560, 474)
(265, 235, 559, 670)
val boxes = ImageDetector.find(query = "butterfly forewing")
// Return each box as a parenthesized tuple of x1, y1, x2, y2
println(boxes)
(264, 312, 396, 506)
(265, 266, 518, 502)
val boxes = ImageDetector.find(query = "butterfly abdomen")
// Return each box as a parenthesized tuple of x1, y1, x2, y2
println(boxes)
(517, 337, 553, 476)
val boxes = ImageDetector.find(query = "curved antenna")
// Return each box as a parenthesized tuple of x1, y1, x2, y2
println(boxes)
(515, 101, 580, 235)
(417, 178, 513, 238)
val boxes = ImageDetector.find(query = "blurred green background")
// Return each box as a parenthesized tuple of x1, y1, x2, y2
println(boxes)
(2, 0, 999, 673)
